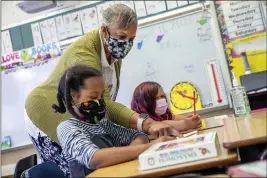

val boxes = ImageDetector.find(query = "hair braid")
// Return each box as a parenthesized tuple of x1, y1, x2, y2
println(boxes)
(52, 92, 66, 113)
(65, 73, 80, 119)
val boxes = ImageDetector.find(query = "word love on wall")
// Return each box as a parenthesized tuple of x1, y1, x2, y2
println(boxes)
(1, 52, 23, 68)
(1, 42, 62, 73)
(217, 1, 266, 41)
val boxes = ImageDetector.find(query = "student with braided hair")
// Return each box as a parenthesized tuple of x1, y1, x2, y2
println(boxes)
(54, 65, 176, 177)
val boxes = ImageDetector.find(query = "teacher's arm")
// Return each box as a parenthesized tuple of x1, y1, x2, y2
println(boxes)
(74, 51, 154, 133)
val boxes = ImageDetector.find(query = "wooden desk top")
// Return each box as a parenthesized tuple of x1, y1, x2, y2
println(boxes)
(223, 111, 267, 149)
(88, 127, 237, 178)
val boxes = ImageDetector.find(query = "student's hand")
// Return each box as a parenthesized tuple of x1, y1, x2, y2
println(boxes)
(148, 122, 180, 139)
(150, 136, 176, 145)
(183, 114, 202, 130)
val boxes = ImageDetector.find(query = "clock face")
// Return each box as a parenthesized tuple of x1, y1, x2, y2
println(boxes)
(170, 81, 199, 110)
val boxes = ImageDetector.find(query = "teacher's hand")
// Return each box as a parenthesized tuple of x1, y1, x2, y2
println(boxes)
(148, 122, 181, 139)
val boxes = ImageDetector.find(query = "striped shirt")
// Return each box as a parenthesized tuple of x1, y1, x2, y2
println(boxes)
(57, 118, 147, 175)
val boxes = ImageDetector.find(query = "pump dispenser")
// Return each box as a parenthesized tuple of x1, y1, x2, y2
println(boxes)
(230, 72, 251, 118)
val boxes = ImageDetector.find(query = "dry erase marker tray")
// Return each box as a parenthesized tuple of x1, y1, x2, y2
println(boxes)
(139, 132, 218, 171)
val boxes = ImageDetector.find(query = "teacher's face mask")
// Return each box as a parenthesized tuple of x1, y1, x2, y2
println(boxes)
(104, 27, 134, 60)
(155, 98, 168, 116)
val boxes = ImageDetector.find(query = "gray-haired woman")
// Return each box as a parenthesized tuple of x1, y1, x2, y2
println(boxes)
(24, 4, 179, 177)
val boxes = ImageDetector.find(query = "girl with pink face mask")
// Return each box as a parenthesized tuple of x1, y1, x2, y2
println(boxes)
(131, 82, 202, 132)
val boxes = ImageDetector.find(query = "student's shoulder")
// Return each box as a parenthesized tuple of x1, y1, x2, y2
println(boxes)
(57, 118, 80, 131)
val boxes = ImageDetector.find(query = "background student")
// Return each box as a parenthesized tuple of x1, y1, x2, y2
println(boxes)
(131, 82, 202, 132)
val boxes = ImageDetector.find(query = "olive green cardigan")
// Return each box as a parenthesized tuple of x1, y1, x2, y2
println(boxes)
(25, 29, 135, 143)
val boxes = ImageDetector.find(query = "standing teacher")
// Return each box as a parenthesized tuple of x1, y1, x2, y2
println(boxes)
(25, 4, 179, 170)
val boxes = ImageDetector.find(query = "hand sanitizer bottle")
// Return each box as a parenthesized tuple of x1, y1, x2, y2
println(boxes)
(230, 72, 251, 118)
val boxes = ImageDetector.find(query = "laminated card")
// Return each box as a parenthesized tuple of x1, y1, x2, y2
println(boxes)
(139, 132, 218, 171)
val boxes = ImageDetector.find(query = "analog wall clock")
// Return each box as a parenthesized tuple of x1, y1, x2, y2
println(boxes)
(169, 81, 203, 114)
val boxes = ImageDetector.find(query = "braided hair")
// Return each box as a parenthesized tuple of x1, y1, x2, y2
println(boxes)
(52, 65, 102, 119)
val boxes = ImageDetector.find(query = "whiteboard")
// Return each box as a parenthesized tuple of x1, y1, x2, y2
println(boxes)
(1, 58, 60, 148)
(116, 11, 229, 112)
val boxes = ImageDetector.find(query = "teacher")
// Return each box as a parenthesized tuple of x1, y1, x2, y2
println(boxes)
(25, 3, 178, 165)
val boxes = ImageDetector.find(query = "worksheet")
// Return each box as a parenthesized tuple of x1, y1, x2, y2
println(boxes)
(166, 1, 178, 10)
(1, 32, 6, 55)
(177, 1, 188, 7)
(62, 13, 73, 39)
(134, 1, 147, 17)
(47, 18, 58, 42)
(55, 15, 67, 40)
(1, 30, 13, 54)
(115, 1, 135, 10)
(39, 20, 52, 44)
(70, 12, 83, 37)
(145, 1, 167, 15)
(79, 7, 99, 34)
(31, 23, 43, 46)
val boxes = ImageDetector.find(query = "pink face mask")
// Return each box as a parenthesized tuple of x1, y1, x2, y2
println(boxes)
(155, 98, 168, 116)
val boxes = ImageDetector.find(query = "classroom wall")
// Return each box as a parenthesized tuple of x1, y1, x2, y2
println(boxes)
(1, 1, 95, 27)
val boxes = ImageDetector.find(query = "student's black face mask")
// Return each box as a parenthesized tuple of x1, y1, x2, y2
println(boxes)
(77, 98, 106, 124)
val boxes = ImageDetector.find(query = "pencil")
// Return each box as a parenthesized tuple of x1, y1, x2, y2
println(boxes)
(193, 91, 196, 115)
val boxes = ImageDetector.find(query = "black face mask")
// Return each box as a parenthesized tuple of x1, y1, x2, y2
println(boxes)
(77, 98, 106, 124)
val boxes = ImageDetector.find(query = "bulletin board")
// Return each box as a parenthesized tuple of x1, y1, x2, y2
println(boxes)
(215, 1, 267, 83)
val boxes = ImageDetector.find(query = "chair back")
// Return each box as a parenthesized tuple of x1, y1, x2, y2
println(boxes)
(13, 154, 37, 178)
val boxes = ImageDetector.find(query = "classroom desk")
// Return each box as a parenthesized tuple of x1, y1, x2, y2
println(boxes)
(87, 126, 238, 178)
(223, 111, 267, 149)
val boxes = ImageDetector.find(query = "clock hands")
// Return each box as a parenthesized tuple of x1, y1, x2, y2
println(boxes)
(176, 90, 195, 100)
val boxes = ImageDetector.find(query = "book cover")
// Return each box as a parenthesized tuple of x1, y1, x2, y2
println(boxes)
(139, 132, 218, 171)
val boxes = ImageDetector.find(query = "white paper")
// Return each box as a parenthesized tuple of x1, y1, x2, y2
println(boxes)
(261, 1, 267, 26)
(166, 1, 178, 10)
(79, 7, 99, 34)
(62, 13, 73, 39)
(1, 30, 13, 54)
(134, 1, 147, 17)
(70, 12, 83, 37)
(55, 16, 67, 41)
(115, 1, 135, 11)
(177, 1, 188, 7)
(96, 1, 115, 25)
(47, 18, 58, 43)
(31, 23, 43, 46)
(145, 1, 167, 15)
(188, 0, 199, 4)
(39, 20, 52, 44)
(1, 32, 6, 55)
